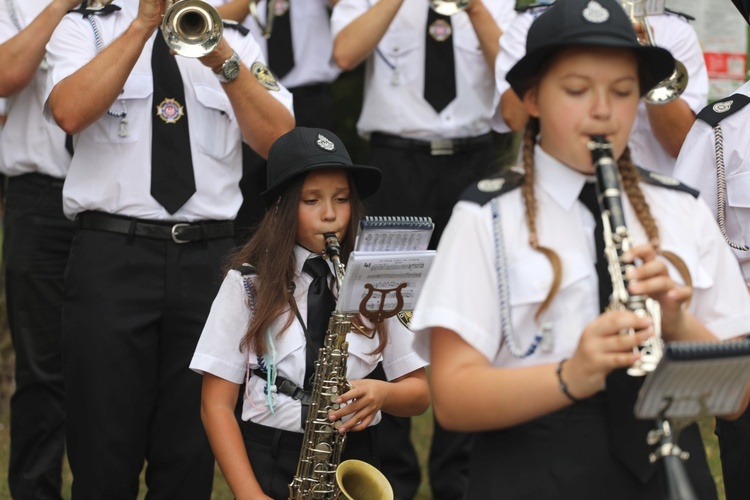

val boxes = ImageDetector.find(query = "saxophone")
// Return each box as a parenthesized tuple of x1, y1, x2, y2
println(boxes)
(588, 135, 663, 376)
(288, 233, 393, 500)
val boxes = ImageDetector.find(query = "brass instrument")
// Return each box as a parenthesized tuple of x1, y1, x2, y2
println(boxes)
(249, 0, 280, 39)
(288, 233, 393, 500)
(429, 0, 470, 16)
(162, 0, 223, 58)
(588, 135, 663, 376)
(619, 0, 688, 105)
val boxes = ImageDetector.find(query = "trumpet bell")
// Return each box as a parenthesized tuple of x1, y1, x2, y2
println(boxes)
(642, 59, 689, 105)
(162, 0, 223, 58)
(428, 0, 470, 16)
(336, 459, 394, 500)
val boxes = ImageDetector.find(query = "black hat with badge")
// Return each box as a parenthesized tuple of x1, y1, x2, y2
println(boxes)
(261, 127, 382, 206)
(506, 0, 675, 99)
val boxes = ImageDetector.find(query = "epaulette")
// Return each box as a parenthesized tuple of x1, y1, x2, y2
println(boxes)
(68, 3, 121, 16)
(222, 19, 249, 36)
(515, 1, 554, 14)
(696, 93, 750, 127)
(664, 8, 695, 22)
(636, 167, 698, 198)
(234, 263, 257, 275)
(460, 168, 524, 206)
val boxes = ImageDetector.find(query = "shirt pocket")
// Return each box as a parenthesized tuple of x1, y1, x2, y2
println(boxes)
(509, 250, 595, 325)
(344, 331, 381, 380)
(378, 31, 421, 86)
(726, 171, 750, 247)
(94, 73, 152, 144)
(192, 83, 239, 161)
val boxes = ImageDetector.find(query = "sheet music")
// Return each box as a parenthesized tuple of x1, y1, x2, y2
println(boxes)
(635, 341, 750, 419)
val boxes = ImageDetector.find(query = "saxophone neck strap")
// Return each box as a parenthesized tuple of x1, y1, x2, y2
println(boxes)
(253, 368, 313, 405)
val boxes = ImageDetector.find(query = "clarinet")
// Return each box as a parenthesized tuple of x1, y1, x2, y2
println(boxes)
(587, 135, 663, 376)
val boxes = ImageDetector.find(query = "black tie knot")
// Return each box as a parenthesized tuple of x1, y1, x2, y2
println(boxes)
(578, 182, 600, 217)
(302, 257, 330, 280)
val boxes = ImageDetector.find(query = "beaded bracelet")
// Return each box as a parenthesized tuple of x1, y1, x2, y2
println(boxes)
(556, 358, 581, 403)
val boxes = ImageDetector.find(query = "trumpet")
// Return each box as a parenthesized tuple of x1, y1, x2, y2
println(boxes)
(162, 0, 223, 58)
(619, 0, 688, 105)
(429, 0, 470, 16)
(249, 0, 281, 39)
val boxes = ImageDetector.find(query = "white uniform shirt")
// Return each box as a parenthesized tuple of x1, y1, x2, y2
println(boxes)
(411, 146, 750, 367)
(44, 1, 293, 221)
(673, 80, 750, 285)
(191, 245, 427, 433)
(0, 0, 70, 179)
(493, 8, 708, 175)
(210, 0, 340, 89)
(331, 0, 516, 141)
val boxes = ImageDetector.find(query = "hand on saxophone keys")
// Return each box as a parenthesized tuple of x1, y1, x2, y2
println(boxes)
(327, 378, 389, 434)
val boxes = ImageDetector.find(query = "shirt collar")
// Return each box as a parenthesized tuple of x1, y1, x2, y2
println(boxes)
(534, 145, 595, 212)
(294, 245, 333, 276)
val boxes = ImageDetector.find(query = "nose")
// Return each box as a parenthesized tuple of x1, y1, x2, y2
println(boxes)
(591, 89, 611, 120)
(321, 200, 336, 221)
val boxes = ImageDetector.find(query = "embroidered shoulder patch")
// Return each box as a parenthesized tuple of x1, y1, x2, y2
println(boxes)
(636, 167, 698, 198)
(251, 62, 280, 91)
(461, 168, 524, 206)
(696, 93, 750, 127)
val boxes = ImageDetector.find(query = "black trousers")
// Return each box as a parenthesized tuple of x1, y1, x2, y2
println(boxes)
(242, 420, 380, 500)
(716, 407, 750, 499)
(234, 82, 337, 245)
(466, 394, 716, 500)
(366, 135, 497, 247)
(61, 228, 233, 499)
(5, 174, 75, 500)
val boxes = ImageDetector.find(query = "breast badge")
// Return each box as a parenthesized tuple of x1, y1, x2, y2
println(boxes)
(155, 98, 185, 124)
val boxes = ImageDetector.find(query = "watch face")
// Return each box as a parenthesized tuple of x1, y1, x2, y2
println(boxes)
(222, 54, 240, 82)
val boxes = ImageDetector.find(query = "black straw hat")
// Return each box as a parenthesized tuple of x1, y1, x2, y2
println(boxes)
(261, 127, 382, 206)
(506, 0, 675, 99)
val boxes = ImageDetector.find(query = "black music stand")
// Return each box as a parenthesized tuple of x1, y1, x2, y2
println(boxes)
(635, 340, 750, 499)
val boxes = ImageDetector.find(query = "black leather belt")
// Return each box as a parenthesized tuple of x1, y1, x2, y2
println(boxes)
(370, 132, 492, 156)
(75, 211, 234, 244)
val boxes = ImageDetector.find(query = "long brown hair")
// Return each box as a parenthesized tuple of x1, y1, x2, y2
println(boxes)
(225, 171, 390, 356)
(520, 118, 691, 318)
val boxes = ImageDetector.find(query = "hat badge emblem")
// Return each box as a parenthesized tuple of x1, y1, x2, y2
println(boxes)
(582, 1, 610, 23)
(316, 134, 336, 151)
(713, 100, 733, 113)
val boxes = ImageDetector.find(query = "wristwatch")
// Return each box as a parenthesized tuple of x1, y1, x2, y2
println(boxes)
(216, 52, 241, 83)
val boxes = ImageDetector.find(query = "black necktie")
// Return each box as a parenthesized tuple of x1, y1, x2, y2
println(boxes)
(266, 2, 294, 79)
(424, 7, 456, 113)
(150, 30, 196, 214)
(301, 257, 336, 426)
(578, 182, 656, 484)
(65, 134, 74, 156)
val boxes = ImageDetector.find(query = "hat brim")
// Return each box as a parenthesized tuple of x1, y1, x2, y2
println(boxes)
(506, 41, 675, 101)
(260, 162, 382, 207)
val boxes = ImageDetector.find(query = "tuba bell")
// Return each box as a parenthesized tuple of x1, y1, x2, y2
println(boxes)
(619, 0, 688, 105)
(162, 0, 223, 58)
(428, 0, 470, 16)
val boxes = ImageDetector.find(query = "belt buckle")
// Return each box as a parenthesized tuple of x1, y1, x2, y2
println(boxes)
(430, 139, 454, 156)
(171, 223, 191, 244)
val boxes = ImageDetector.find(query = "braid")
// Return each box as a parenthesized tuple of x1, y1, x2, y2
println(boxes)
(618, 148, 659, 247)
(521, 119, 562, 320)
(618, 148, 693, 298)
